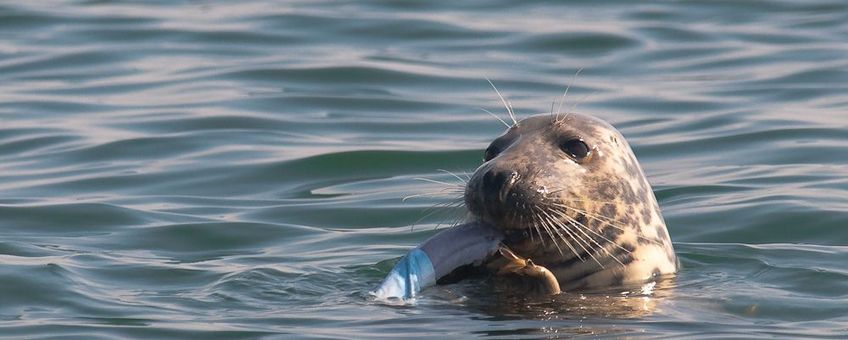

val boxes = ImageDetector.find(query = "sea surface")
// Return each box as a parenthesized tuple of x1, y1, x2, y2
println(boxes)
(1, 0, 847, 338)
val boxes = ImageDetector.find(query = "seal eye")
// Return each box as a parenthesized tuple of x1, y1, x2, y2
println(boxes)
(483, 145, 500, 162)
(561, 139, 591, 159)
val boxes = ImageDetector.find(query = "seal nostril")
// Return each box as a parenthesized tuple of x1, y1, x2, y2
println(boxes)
(499, 171, 519, 203)
(481, 169, 520, 204)
(481, 170, 502, 202)
(482, 170, 497, 190)
(493, 171, 508, 189)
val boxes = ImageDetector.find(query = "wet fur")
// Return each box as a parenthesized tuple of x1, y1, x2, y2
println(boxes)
(464, 113, 677, 291)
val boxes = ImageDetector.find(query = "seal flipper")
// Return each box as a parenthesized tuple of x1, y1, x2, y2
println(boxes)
(494, 245, 562, 295)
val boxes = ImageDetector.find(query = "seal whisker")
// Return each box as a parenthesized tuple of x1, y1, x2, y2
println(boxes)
(563, 206, 662, 252)
(486, 78, 518, 126)
(514, 209, 536, 245)
(528, 209, 548, 248)
(448, 209, 467, 229)
(412, 196, 464, 231)
(412, 177, 464, 187)
(543, 208, 595, 253)
(532, 209, 564, 254)
(544, 207, 608, 268)
(545, 185, 644, 203)
(556, 211, 630, 255)
(550, 202, 624, 225)
(537, 208, 568, 257)
(555, 197, 630, 205)
(402, 187, 464, 201)
(415, 195, 463, 213)
(479, 107, 511, 129)
(527, 211, 543, 246)
(549, 202, 625, 226)
(551, 202, 663, 246)
(421, 198, 463, 216)
(539, 209, 572, 257)
(553, 216, 606, 268)
(436, 169, 470, 185)
(400, 188, 462, 202)
(507, 99, 518, 122)
(556, 67, 583, 122)
(551, 209, 627, 267)
(437, 200, 469, 230)
(549, 99, 556, 120)
(540, 209, 589, 263)
(543, 222, 568, 257)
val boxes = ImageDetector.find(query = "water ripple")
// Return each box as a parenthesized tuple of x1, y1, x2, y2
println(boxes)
(0, 0, 846, 338)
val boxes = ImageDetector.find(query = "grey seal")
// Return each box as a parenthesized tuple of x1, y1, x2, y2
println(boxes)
(465, 112, 677, 292)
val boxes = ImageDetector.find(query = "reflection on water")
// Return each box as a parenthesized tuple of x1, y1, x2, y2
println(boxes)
(406, 277, 679, 337)
(462, 277, 674, 319)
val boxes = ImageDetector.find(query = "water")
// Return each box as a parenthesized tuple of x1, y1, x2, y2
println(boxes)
(1, 0, 847, 338)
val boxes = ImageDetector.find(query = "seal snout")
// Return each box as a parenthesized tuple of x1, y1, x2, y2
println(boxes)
(465, 164, 533, 229)
(482, 169, 520, 204)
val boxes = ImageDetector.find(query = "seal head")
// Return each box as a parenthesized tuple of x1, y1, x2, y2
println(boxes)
(465, 113, 677, 291)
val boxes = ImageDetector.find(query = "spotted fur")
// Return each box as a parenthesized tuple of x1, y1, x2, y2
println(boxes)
(465, 113, 677, 291)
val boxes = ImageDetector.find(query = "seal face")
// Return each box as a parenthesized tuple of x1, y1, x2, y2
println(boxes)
(465, 113, 677, 291)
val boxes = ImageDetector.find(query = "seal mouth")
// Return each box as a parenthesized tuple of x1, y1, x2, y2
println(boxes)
(465, 166, 559, 233)
(503, 228, 532, 245)
(466, 181, 556, 232)
(464, 171, 597, 259)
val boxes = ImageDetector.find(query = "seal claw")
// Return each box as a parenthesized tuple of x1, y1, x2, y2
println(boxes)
(496, 245, 561, 295)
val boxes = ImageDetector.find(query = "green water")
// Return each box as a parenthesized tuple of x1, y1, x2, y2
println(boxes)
(1, 0, 847, 338)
